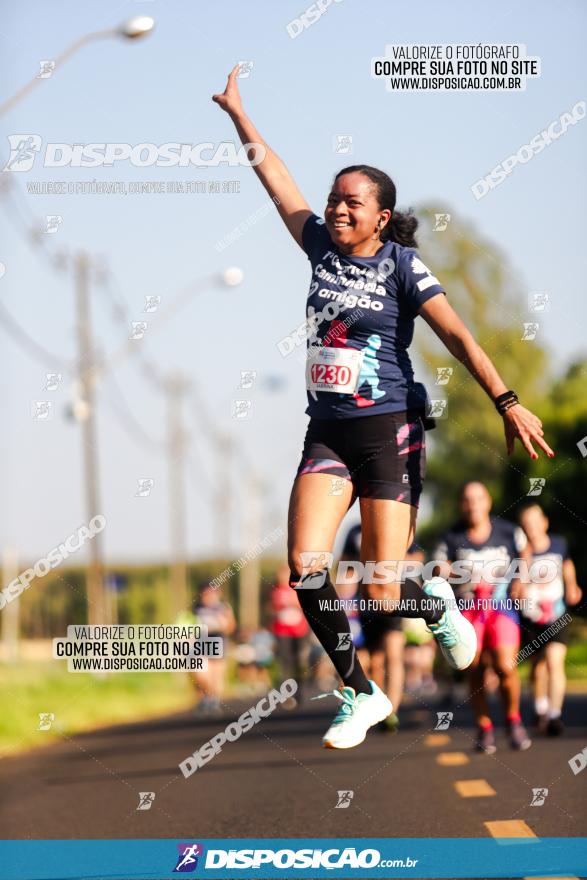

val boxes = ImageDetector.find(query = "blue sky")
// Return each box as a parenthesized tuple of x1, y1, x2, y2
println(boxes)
(1, 0, 586, 567)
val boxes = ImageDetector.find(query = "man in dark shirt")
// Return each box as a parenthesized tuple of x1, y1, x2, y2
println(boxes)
(435, 481, 531, 753)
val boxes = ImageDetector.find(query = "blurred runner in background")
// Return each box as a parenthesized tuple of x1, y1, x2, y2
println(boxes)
(270, 564, 309, 705)
(174, 600, 201, 710)
(233, 626, 274, 695)
(402, 543, 438, 697)
(518, 503, 583, 736)
(434, 481, 532, 753)
(193, 583, 236, 713)
(250, 626, 275, 689)
(340, 522, 404, 732)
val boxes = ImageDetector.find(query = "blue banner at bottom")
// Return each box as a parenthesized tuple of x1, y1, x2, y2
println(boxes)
(0, 837, 586, 879)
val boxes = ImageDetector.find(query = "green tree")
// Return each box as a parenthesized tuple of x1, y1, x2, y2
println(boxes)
(502, 360, 587, 599)
(416, 204, 551, 535)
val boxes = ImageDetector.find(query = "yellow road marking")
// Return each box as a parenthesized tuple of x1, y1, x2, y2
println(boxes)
(436, 751, 469, 766)
(424, 733, 450, 746)
(485, 820, 536, 838)
(454, 779, 496, 797)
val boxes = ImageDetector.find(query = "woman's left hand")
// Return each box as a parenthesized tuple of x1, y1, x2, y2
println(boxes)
(503, 404, 554, 459)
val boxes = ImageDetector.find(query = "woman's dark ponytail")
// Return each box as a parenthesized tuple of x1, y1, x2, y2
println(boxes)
(334, 164, 419, 248)
(386, 209, 418, 248)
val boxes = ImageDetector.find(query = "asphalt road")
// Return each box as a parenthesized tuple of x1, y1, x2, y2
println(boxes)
(1, 688, 586, 878)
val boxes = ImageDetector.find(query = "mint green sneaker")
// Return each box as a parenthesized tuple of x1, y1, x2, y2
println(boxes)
(312, 681, 392, 749)
(424, 577, 477, 670)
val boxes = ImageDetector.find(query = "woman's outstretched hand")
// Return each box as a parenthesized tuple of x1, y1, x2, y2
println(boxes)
(503, 404, 554, 460)
(212, 64, 244, 116)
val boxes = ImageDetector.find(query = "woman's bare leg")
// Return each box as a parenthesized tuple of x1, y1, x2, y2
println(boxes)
(469, 650, 492, 727)
(545, 642, 567, 716)
(287, 474, 353, 578)
(288, 474, 373, 693)
(369, 649, 385, 692)
(359, 498, 416, 606)
(532, 654, 549, 712)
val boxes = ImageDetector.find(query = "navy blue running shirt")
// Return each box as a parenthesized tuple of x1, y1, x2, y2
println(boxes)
(434, 517, 527, 610)
(301, 213, 445, 419)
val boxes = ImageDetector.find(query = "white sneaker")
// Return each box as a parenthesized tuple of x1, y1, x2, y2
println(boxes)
(312, 681, 393, 749)
(423, 577, 477, 671)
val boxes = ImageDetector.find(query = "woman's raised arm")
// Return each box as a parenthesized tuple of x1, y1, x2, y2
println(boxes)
(212, 65, 312, 249)
(419, 294, 555, 460)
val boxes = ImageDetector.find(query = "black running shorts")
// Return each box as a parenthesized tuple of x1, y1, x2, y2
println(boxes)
(520, 616, 570, 648)
(296, 411, 426, 507)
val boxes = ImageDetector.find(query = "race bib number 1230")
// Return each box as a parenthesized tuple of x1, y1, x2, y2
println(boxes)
(306, 347, 363, 394)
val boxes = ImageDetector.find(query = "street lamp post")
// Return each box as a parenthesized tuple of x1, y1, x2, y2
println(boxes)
(0, 17, 155, 118)
(0, 16, 154, 627)
(166, 373, 190, 621)
(74, 252, 108, 626)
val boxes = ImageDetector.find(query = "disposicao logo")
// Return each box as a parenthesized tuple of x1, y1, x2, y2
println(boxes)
(173, 843, 204, 873)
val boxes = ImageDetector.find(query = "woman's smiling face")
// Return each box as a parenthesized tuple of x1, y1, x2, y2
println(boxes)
(324, 172, 390, 253)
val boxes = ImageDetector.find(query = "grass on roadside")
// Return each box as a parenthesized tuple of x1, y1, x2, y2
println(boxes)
(0, 661, 194, 755)
(565, 638, 587, 679)
(2, 631, 586, 755)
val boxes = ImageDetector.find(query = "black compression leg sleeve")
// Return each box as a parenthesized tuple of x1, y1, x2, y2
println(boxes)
(399, 579, 445, 625)
(290, 569, 371, 695)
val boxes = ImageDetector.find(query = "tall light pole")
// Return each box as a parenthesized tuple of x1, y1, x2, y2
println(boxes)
(0, 16, 152, 623)
(73, 252, 108, 626)
(166, 373, 189, 619)
(0, 17, 155, 118)
(239, 472, 262, 631)
(214, 432, 234, 558)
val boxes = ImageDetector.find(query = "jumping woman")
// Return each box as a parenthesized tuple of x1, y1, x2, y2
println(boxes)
(213, 65, 554, 749)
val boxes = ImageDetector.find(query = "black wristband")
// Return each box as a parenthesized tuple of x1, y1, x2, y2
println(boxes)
(494, 390, 519, 415)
